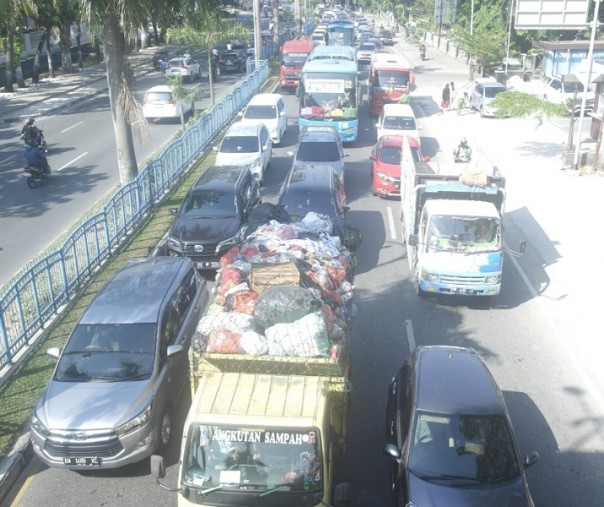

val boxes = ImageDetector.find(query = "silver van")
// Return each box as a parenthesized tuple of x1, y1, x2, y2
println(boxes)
(30, 257, 209, 469)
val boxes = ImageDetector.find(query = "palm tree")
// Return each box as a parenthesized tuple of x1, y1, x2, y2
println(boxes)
(162, 75, 205, 129)
(168, 7, 248, 106)
(78, 0, 150, 184)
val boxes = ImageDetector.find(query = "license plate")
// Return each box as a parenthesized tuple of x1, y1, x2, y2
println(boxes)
(454, 287, 475, 295)
(196, 262, 213, 269)
(63, 457, 100, 466)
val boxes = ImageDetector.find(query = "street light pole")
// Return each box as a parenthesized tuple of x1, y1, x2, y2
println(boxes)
(571, 0, 601, 170)
(470, 0, 474, 36)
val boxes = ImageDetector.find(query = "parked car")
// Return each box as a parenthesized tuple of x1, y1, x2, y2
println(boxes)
(238, 93, 287, 145)
(167, 165, 261, 269)
(164, 56, 201, 82)
(278, 165, 347, 221)
(384, 346, 540, 507)
(142, 85, 195, 123)
(375, 103, 421, 143)
(219, 51, 246, 73)
(30, 257, 208, 469)
(542, 75, 595, 112)
(468, 77, 508, 117)
(214, 122, 272, 184)
(287, 124, 347, 184)
(357, 42, 377, 65)
(370, 135, 429, 197)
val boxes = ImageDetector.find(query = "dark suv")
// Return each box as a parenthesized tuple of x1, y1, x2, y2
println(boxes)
(277, 164, 347, 221)
(384, 346, 539, 507)
(219, 51, 246, 73)
(167, 165, 261, 269)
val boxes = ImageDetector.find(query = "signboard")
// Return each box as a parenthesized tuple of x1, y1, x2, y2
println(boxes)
(515, 0, 590, 29)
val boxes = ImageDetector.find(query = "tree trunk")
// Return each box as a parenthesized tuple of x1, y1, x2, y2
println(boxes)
(76, 22, 84, 69)
(32, 32, 47, 84)
(4, 27, 15, 93)
(47, 37, 56, 78)
(15, 65, 25, 88)
(103, 12, 139, 184)
(60, 22, 74, 73)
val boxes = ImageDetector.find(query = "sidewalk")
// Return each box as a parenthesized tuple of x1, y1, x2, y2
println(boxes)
(0, 47, 157, 125)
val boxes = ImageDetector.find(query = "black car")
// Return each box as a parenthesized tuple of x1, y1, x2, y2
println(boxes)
(152, 49, 178, 71)
(384, 346, 539, 507)
(379, 29, 394, 45)
(167, 165, 261, 270)
(277, 165, 347, 222)
(219, 51, 246, 74)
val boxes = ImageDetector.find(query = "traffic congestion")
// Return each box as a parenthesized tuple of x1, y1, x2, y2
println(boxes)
(3, 2, 604, 507)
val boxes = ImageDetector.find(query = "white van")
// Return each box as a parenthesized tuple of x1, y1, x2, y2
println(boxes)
(238, 93, 287, 145)
(375, 103, 421, 144)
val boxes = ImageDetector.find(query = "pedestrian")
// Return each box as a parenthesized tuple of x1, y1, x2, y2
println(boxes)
(441, 83, 450, 111)
(398, 91, 411, 104)
(457, 91, 465, 116)
(449, 82, 456, 110)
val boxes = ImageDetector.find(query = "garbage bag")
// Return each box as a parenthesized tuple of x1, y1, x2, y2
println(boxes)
(254, 286, 322, 330)
(332, 218, 363, 252)
(265, 312, 329, 357)
(245, 203, 291, 238)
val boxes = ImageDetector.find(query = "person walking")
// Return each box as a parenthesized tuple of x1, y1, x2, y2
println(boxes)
(449, 82, 456, 111)
(441, 83, 450, 111)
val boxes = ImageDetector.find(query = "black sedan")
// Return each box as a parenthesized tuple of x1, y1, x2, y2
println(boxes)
(384, 346, 539, 507)
(219, 51, 246, 74)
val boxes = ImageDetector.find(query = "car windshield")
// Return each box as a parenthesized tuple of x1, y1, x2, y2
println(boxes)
(379, 145, 420, 165)
(359, 43, 375, 51)
(145, 92, 173, 103)
(220, 135, 259, 153)
(181, 190, 238, 218)
(425, 216, 501, 252)
(409, 412, 521, 483)
(374, 70, 409, 89)
(244, 105, 277, 120)
(54, 323, 156, 382)
(382, 116, 416, 131)
(283, 53, 309, 67)
(297, 141, 341, 162)
(280, 190, 337, 219)
(182, 425, 323, 492)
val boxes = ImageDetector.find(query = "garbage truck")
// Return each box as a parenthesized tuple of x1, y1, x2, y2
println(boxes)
(399, 137, 521, 297)
(151, 211, 360, 507)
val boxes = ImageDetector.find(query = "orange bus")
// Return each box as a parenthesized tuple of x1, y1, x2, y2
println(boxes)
(368, 53, 415, 116)
(280, 38, 315, 90)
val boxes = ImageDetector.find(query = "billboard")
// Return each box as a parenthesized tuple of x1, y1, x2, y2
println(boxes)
(515, 0, 590, 29)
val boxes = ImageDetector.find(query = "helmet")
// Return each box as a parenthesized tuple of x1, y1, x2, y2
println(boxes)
(460, 137, 468, 145)
(27, 117, 35, 126)
(212, 48, 219, 56)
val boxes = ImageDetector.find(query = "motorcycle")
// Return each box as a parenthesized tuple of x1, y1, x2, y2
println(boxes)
(453, 147, 472, 163)
(20, 128, 48, 153)
(23, 148, 51, 188)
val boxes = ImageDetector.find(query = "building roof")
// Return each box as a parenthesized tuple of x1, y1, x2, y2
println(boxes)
(532, 40, 604, 51)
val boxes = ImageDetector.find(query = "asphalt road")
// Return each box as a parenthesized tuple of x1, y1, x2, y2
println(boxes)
(6, 40, 604, 507)
(0, 59, 244, 288)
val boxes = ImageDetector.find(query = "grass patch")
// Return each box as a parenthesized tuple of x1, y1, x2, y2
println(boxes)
(0, 74, 279, 461)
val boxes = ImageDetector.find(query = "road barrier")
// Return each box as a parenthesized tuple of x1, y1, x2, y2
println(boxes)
(0, 60, 269, 371)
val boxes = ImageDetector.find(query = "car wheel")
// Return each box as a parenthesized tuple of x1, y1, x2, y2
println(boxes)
(157, 409, 172, 453)
(479, 106, 485, 118)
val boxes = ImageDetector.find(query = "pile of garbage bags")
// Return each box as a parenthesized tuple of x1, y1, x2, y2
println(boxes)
(193, 212, 361, 359)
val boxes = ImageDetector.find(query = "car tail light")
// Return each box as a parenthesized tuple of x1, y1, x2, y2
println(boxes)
(166, 99, 176, 104)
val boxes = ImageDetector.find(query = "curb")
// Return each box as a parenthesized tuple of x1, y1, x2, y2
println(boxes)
(0, 434, 33, 503)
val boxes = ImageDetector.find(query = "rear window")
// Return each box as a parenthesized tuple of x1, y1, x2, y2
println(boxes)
(166, 59, 184, 69)
(383, 116, 416, 130)
(244, 105, 277, 120)
(280, 190, 337, 218)
(145, 92, 173, 102)
(484, 86, 506, 98)
(297, 140, 340, 162)
(220, 135, 259, 153)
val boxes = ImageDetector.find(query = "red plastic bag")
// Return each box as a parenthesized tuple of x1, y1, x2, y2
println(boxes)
(231, 291, 259, 315)
(220, 246, 241, 267)
(207, 329, 245, 353)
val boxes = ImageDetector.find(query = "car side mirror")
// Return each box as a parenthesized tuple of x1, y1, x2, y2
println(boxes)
(167, 344, 184, 357)
(524, 451, 539, 469)
(169, 207, 179, 215)
(408, 233, 419, 246)
(342, 206, 350, 214)
(213, 146, 218, 152)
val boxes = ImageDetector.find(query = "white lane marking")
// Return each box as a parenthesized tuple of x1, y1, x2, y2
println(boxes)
(405, 319, 416, 351)
(60, 121, 84, 134)
(1, 155, 16, 164)
(58, 152, 88, 172)
(387, 206, 397, 239)
(505, 240, 604, 414)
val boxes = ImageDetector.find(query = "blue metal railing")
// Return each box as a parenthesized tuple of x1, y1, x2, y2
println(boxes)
(0, 60, 270, 370)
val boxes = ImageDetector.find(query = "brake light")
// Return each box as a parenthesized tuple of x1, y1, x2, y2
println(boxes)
(166, 100, 176, 104)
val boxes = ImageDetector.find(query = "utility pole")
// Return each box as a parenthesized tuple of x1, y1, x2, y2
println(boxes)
(253, 0, 262, 62)
(439, 0, 444, 38)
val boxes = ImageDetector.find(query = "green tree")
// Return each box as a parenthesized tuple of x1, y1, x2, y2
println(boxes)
(168, 5, 248, 105)
(491, 91, 569, 123)
(1, 0, 37, 92)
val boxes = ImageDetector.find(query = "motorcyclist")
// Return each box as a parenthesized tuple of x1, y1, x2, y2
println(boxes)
(419, 43, 426, 60)
(453, 138, 472, 162)
(21, 117, 47, 150)
(211, 48, 219, 78)
(24, 139, 49, 174)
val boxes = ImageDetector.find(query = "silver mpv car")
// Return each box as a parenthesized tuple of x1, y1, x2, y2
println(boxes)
(30, 257, 208, 469)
